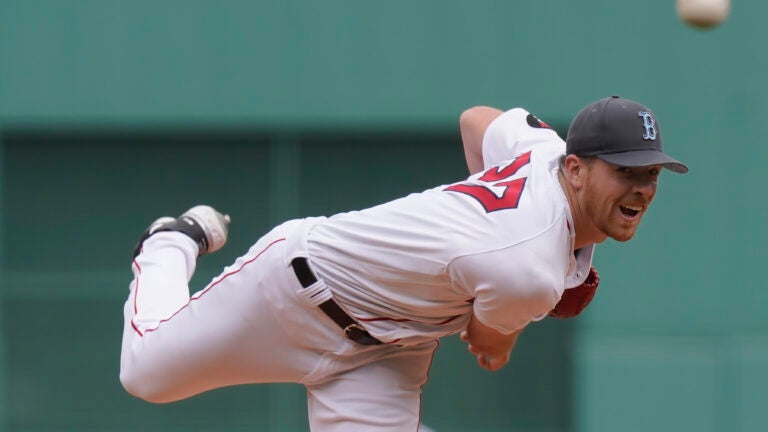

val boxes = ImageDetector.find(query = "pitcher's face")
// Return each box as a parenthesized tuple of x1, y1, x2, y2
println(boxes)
(582, 158, 661, 242)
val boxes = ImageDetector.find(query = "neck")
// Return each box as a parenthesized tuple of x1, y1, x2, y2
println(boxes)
(558, 169, 599, 250)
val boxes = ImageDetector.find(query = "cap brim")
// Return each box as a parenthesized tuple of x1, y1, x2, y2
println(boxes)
(597, 150, 689, 174)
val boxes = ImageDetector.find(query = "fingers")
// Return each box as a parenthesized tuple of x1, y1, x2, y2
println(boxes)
(461, 331, 509, 371)
(476, 353, 509, 371)
(477, 354, 502, 371)
(460, 331, 479, 355)
(487, 354, 509, 371)
(477, 354, 490, 370)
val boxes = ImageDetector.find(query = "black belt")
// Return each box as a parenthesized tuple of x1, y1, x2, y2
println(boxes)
(291, 257, 382, 346)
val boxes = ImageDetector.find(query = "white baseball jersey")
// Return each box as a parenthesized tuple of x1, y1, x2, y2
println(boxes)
(307, 108, 595, 344)
(121, 107, 597, 430)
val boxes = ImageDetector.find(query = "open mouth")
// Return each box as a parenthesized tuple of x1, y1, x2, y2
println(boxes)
(619, 205, 642, 218)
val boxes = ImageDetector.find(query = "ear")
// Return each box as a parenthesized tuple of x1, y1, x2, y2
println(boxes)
(562, 154, 587, 189)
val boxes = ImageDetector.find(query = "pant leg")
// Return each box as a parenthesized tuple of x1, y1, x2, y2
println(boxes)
(125, 232, 198, 337)
(120, 223, 344, 403)
(305, 340, 439, 432)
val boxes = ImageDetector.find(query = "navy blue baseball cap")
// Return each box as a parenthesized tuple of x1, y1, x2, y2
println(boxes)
(566, 96, 688, 174)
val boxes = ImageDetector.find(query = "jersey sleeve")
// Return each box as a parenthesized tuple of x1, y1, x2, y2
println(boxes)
(482, 108, 565, 169)
(448, 243, 565, 335)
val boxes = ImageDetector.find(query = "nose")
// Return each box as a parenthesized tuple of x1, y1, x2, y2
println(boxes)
(632, 178, 657, 199)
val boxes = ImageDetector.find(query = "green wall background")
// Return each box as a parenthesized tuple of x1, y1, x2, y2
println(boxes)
(1, 1, 766, 431)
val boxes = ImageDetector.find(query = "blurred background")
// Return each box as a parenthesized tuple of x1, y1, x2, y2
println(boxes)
(0, 1, 764, 431)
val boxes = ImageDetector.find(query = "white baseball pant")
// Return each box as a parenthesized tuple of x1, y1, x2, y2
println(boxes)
(120, 219, 438, 431)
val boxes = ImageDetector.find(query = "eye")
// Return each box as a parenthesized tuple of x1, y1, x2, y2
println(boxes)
(617, 166, 633, 174)
(648, 166, 661, 178)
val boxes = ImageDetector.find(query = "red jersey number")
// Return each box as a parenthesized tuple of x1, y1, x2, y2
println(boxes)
(444, 151, 531, 213)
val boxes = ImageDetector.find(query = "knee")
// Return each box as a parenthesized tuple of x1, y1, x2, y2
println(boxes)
(120, 366, 178, 404)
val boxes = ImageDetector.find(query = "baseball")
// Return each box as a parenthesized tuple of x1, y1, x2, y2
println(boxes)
(676, 0, 730, 29)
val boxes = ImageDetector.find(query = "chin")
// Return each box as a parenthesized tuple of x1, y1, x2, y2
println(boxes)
(611, 236, 633, 243)
(609, 230, 636, 242)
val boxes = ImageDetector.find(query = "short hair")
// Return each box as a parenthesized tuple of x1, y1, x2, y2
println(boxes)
(558, 154, 598, 170)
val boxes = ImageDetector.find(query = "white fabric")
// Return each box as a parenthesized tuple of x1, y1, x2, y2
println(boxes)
(121, 221, 437, 430)
(120, 107, 596, 430)
(307, 108, 594, 337)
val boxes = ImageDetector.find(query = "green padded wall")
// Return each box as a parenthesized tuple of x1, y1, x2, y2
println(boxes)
(0, 133, 7, 429)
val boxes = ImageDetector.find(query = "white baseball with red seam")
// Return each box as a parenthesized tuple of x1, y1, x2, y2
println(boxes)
(677, 0, 730, 29)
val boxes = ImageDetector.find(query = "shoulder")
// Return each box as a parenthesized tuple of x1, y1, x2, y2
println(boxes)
(485, 108, 557, 139)
(482, 108, 564, 169)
